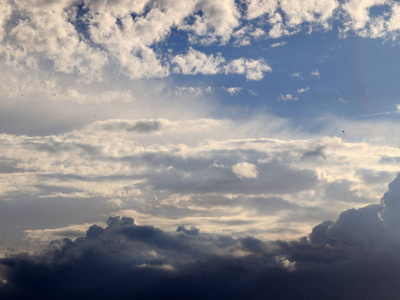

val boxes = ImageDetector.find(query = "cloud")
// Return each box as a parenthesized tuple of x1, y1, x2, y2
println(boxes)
(224, 58, 272, 81)
(176, 225, 200, 236)
(246, 0, 279, 20)
(246, 0, 339, 38)
(172, 48, 272, 80)
(172, 48, 226, 75)
(278, 93, 298, 101)
(225, 87, 242, 95)
(311, 70, 320, 78)
(290, 72, 303, 78)
(1, 117, 400, 251)
(4, 173, 400, 298)
(280, 0, 339, 29)
(310, 172, 400, 247)
(232, 162, 258, 179)
(297, 87, 310, 93)
(341, 0, 399, 38)
(0, 0, 399, 87)
(172, 86, 212, 97)
(270, 41, 287, 48)
(126, 120, 161, 133)
(180, 0, 241, 44)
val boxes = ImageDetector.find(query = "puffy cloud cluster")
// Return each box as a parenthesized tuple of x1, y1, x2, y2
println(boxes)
(341, 0, 400, 38)
(0, 0, 399, 83)
(172, 48, 271, 80)
(3, 173, 400, 298)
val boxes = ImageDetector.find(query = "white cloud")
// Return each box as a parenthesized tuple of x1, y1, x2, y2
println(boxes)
(172, 48, 272, 80)
(3, 2, 108, 79)
(246, 0, 279, 20)
(83, 0, 151, 15)
(224, 58, 272, 80)
(1, 0, 400, 85)
(246, 0, 338, 38)
(179, 0, 241, 44)
(172, 47, 225, 75)
(232, 162, 259, 179)
(279, 93, 298, 101)
(270, 41, 287, 48)
(297, 87, 310, 93)
(340, 0, 400, 39)
(280, 0, 339, 29)
(225, 87, 242, 95)
(311, 70, 320, 78)
(290, 72, 303, 78)
(342, 0, 388, 31)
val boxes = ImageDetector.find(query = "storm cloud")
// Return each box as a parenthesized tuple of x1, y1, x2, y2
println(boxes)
(2, 174, 400, 299)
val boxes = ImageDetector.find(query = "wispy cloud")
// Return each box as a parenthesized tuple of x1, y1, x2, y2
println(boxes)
(290, 72, 303, 78)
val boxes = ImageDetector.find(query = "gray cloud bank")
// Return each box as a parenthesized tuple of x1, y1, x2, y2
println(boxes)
(3, 174, 400, 299)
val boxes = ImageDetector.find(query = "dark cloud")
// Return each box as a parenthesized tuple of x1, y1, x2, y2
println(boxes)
(3, 174, 400, 299)
(127, 120, 161, 133)
(356, 169, 394, 185)
(176, 225, 200, 236)
(301, 146, 326, 160)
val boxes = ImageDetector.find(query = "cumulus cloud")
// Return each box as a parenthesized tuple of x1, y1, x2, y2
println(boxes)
(280, 0, 339, 29)
(224, 58, 272, 81)
(246, 0, 279, 20)
(181, 0, 241, 45)
(0, 0, 399, 85)
(341, 0, 399, 38)
(172, 48, 226, 75)
(172, 48, 272, 80)
(232, 162, 258, 179)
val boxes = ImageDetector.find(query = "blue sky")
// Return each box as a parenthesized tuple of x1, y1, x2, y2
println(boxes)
(2, 1, 400, 297)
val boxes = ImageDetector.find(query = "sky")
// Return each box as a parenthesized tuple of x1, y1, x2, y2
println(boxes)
(2, 0, 400, 298)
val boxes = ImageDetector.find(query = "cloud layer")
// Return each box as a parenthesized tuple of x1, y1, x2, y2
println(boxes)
(2, 173, 400, 299)
(1, 117, 400, 255)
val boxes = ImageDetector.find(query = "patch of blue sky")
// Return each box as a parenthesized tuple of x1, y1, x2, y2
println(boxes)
(369, 3, 393, 20)
(167, 25, 400, 128)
